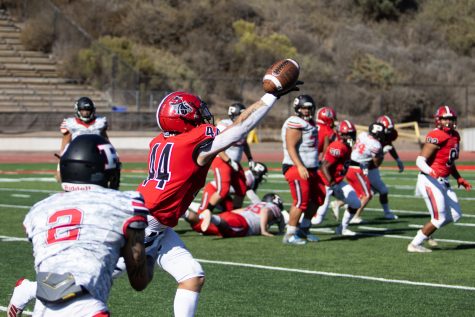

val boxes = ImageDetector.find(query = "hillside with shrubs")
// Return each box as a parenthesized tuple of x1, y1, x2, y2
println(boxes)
(4, 0, 475, 125)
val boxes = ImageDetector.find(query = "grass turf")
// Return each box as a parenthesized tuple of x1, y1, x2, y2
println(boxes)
(0, 162, 474, 316)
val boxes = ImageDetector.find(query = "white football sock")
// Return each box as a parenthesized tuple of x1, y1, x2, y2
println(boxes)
(341, 210, 353, 230)
(411, 229, 428, 246)
(174, 288, 200, 317)
(286, 225, 297, 235)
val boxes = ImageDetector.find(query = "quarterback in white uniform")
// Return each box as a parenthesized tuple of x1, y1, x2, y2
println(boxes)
(56, 97, 108, 182)
(59, 97, 108, 154)
(8, 135, 152, 317)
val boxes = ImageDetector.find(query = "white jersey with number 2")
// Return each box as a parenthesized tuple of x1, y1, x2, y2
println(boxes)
(23, 187, 148, 303)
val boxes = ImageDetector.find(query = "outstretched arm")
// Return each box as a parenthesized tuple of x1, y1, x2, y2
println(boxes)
(196, 94, 277, 166)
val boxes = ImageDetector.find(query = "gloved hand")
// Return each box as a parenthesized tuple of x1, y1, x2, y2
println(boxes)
(383, 145, 393, 154)
(273, 80, 304, 98)
(228, 159, 240, 172)
(248, 160, 256, 170)
(457, 177, 472, 191)
(396, 158, 404, 173)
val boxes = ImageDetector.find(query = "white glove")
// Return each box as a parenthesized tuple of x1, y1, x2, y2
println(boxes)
(248, 160, 256, 170)
(383, 145, 393, 154)
(396, 158, 404, 173)
(228, 159, 239, 172)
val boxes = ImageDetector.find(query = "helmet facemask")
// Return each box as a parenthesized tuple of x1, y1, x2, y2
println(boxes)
(75, 97, 96, 123)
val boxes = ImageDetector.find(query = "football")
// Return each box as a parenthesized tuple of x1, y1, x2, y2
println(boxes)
(262, 59, 300, 94)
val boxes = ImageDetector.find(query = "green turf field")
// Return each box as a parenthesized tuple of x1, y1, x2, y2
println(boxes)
(1, 162, 474, 316)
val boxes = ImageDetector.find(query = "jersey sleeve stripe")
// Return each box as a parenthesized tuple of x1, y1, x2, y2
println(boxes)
(287, 122, 304, 129)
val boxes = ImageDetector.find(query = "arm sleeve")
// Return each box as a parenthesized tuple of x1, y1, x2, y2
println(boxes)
(199, 94, 277, 158)
(246, 189, 261, 205)
(416, 156, 433, 174)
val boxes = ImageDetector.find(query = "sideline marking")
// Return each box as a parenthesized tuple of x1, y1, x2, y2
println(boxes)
(197, 259, 475, 291)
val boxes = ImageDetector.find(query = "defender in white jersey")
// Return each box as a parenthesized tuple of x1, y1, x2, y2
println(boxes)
(8, 135, 152, 317)
(56, 97, 109, 182)
(350, 122, 398, 222)
(59, 97, 108, 154)
(200, 193, 285, 238)
(207, 103, 256, 212)
(281, 95, 323, 245)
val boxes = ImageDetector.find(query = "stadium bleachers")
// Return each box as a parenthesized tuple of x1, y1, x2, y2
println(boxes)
(0, 10, 110, 112)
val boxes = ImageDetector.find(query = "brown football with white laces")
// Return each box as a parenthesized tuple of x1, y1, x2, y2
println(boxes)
(262, 59, 300, 94)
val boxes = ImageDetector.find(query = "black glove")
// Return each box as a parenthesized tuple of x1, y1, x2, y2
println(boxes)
(274, 80, 304, 98)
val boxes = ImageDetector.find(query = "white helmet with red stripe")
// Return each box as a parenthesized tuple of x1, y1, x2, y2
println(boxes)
(338, 120, 356, 147)
(316, 106, 337, 127)
(434, 105, 457, 132)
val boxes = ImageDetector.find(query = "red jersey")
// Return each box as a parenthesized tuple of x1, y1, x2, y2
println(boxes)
(137, 124, 219, 227)
(318, 139, 351, 185)
(425, 129, 460, 178)
(317, 123, 336, 154)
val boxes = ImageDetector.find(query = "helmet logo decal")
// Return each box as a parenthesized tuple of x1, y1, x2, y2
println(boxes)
(98, 143, 119, 169)
(170, 96, 193, 116)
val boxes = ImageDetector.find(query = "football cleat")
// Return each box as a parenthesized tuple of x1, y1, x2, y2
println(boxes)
(384, 212, 398, 220)
(427, 237, 438, 247)
(8, 277, 35, 317)
(407, 243, 432, 253)
(349, 216, 365, 224)
(282, 234, 307, 245)
(305, 233, 320, 242)
(7, 303, 22, 317)
(335, 225, 357, 236)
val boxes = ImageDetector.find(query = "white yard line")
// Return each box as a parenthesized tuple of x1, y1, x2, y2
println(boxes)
(197, 259, 475, 291)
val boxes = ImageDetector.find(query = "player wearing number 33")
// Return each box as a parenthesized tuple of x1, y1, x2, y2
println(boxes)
(137, 75, 301, 315)
(408, 105, 472, 253)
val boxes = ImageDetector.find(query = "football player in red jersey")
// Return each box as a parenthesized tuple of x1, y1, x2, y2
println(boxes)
(314, 121, 362, 235)
(408, 105, 471, 253)
(316, 106, 338, 158)
(185, 162, 268, 234)
(313, 106, 338, 224)
(206, 103, 256, 212)
(377, 115, 404, 173)
(137, 80, 300, 315)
